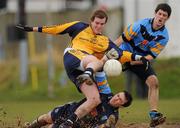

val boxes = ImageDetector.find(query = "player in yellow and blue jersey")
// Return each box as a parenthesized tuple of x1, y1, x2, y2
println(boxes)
(16, 10, 144, 128)
(115, 3, 171, 127)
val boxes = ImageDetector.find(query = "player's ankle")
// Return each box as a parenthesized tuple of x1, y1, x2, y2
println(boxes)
(84, 68, 94, 77)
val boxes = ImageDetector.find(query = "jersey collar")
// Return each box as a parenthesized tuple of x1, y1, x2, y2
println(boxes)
(88, 25, 102, 35)
(150, 18, 165, 32)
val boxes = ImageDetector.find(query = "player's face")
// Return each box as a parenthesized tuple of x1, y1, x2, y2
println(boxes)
(153, 9, 169, 30)
(91, 17, 106, 34)
(109, 92, 127, 108)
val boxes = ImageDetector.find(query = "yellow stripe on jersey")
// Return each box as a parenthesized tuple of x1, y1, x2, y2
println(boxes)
(124, 27, 131, 41)
(156, 43, 164, 50)
(130, 24, 137, 37)
(124, 24, 137, 41)
(42, 21, 80, 35)
(150, 43, 164, 55)
(150, 47, 161, 54)
(119, 51, 133, 64)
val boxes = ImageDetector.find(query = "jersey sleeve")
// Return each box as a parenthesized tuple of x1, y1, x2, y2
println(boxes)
(119, 51, 133, 64)
(37, 21, 88, 37)
(150, 38, 168, 58)
(108, 40, 122, 60)
(122, 20, 142, 42)
(108, 40, 137, 63)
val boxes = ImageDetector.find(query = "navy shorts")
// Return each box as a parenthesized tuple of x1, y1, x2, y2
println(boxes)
(51, 104, 70, 122)
(124, 62, 156, 82)
(63, 52, 84, 92)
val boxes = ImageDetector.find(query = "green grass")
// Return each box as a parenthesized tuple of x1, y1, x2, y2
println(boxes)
(121, 99, 180, 123)
(0, 99, 180, 125)
(0, 101, 61, 122)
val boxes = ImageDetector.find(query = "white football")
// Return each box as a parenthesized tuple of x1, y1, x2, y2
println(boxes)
(103, 59, 122, 77)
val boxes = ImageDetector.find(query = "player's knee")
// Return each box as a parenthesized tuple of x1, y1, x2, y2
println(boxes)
(94, 96, 101, 105)
(146, 75, 159, 89)
(88, 96, 101, 107)
(82, 55, 98, 65)
(84, 55, 103, 65)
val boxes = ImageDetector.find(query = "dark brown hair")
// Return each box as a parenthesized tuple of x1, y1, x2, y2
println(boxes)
(155, 3, 172, 17)
(122, 90, 133, 107)
(90, 10, 108, 23)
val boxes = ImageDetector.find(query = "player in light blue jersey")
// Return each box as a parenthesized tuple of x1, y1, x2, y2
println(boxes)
(115, 3, 171, 127)
(119, 17, 169, 58)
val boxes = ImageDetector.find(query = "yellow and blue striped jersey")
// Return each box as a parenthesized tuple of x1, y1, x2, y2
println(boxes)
(38, 21, 135, 63)
(38, 21, 109, 54)
(120, 18, 169, 58)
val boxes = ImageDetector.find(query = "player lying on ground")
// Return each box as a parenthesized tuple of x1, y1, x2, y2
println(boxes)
(24, 91, 131, 128)
(23, 72, 132, 128)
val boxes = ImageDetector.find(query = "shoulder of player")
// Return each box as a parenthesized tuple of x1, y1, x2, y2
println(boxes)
(68, 21, 89, 29)
(129, 18, 151, 29)
(162, 28, 169, 41)
(137, 18, 152, 25)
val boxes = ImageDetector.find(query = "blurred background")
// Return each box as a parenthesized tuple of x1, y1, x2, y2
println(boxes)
(0, 0, 180, 126)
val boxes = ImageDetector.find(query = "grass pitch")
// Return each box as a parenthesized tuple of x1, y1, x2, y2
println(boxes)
(0, 99, 180, 128)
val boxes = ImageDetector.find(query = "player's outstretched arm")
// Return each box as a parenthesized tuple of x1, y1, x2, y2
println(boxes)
(16, 24, 38, 32)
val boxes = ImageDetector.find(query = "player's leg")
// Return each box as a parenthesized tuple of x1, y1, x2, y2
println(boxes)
(76, 55, 103, 85)
(129, 63, 165, 127)
(75, 82, 101, 118)
(23, 103, 71, 128)
(146, 75, 166, 127)
(59, 52, 101, 128)
(74, 55, 102, 118)
(59, 83, 101, 128)
(23, 113, 52, 128)
(146, 75, 159, 111)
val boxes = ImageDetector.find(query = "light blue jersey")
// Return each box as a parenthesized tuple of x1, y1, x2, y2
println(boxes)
(120, 18, 169, 58)
(95, 71, 112, 94)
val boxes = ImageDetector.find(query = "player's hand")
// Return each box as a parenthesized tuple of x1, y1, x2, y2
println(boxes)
(16, 24, 33, 32)
(99, 115, 116, 128)
(122, 62, 130, 71)
(140, 56, 150, 70)
(105, 48, 119, 60)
